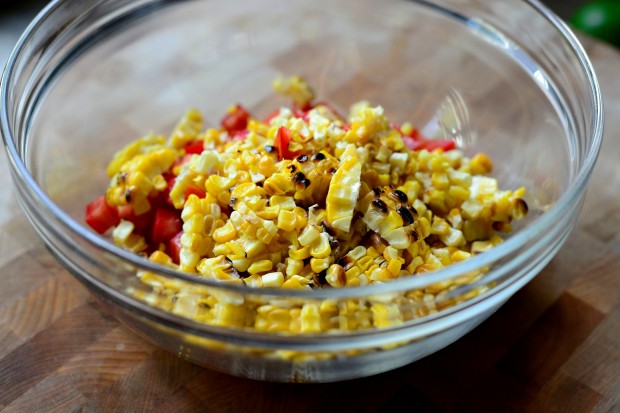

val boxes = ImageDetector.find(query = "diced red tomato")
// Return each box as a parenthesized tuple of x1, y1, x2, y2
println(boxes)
(419, 139, 456, 151)
(293, 109, 310, 123)
(118, 204, 153, 235)
(85, 196, 120, 234)
(403, 129, 455, 152)
(169, 231, 183, 265)
(221, 104, 250, 135)
(184, 140, 204, 155)
(151, 208, 182, 245)
(274, 126, 300, 160)
(184, 183, 206, 200)
(230, 129, 249, 141)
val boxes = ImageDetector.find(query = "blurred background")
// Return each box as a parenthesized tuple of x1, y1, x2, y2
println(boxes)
(0, 0, 617, 68)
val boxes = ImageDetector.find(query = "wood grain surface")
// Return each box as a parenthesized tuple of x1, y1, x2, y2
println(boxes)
(0, 37, 619, 412)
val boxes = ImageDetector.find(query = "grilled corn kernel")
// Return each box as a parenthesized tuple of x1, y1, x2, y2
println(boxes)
(212, 221, 236, 243)
(262, 272, 285, 288)
(248, 260, 273, 274)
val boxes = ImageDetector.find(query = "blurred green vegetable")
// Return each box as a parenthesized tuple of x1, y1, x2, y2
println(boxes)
(571, 0, 620, 47)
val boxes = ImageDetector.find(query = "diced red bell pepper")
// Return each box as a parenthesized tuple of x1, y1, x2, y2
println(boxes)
(151, 207, 183, 245)
(221, 104, 250, 135)
(274, 126, 300, 160)
(184, 140, 204, 155)
(85, 196, 120, 234)
(169, 231, 183, 265)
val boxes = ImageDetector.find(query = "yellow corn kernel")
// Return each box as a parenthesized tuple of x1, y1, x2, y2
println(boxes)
(431, 172, 450, 189)
(366, 246, 381, 259)
(270, 195, 297, 210)
(262, 272, 284, 288)
(371, 303, 402, 328)
(293, 207, 308, 230)
(256, 227, 276, 244)
(357, 256, 374, 272)
(248, 260, 273, 274)
(212, 221, 236, 243)
(288, 245, 310, 260)
(383, 246, 399, 261)
(298, 225, 321, 247)
(277, 209, 297, 232)
(345, 266, 362, 282)
(470, 153, 493, 174)
(406, 256, 424, 273)
(300, 303, 322, 333)
(230, 257, 251, 272)
(310, 233, 331, 259)
(256, 206, 280, 220)
(310, 257, 331, 273)
(149, 250, 173, 266)
(285, 258, 304, 277)
(281, 278, 307, 290)
(387, 259, 402, 277)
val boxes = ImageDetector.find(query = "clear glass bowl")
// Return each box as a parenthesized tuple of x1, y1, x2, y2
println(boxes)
(1, 0, 603, 382)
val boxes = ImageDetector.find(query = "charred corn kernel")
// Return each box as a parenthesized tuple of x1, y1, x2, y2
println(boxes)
(326, 264, 346, 287)
(261, 271, 284, 288)
(248, 260, 273, 274)
(470, 153, 493, 174)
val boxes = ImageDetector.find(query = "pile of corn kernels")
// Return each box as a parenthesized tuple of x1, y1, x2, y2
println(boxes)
(92, 76, 528, 334)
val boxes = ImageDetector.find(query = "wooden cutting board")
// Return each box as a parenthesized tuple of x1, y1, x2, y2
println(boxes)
(1, 37, 619, 413)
